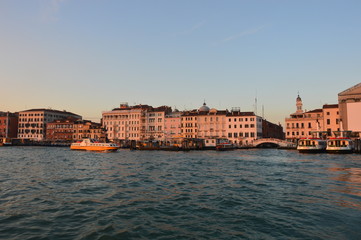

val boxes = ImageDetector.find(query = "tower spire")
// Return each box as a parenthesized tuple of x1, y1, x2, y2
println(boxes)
(296, 93, 303, 114)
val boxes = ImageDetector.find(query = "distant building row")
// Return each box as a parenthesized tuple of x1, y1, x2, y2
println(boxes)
(3, 83, 359, 144)
(102, 102, 283, 146)
(0, 109, 105, 142)
(1, 104, 283, 145)
(285, 83, 361, 142)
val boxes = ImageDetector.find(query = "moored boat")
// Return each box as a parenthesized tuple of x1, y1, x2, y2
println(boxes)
(326, 138, 354, 154)
(215, 138, 235, 151)
(326, 131, 354, 154)
(70, 138, 119, 152)
(297, 138, 327, 153)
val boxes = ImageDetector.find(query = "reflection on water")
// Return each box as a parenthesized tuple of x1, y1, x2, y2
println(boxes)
(0, 147, 361, 239)
(328, 167, 361, 209)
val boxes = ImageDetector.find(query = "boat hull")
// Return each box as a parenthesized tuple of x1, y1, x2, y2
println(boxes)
(70, 146, 119, 152)
(298, 149, 326, 153)
(326, 148, 353, 154)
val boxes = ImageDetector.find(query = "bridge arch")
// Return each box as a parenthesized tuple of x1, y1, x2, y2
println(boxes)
(252, 138, 296, 148)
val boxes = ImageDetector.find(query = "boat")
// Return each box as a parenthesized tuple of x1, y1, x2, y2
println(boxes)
(297, 138, 327, 153)
(215, 138, 235, 151)
(326, 131, 354, 154)
(297, 131, 327, 153)
(70, 138, 119, 152)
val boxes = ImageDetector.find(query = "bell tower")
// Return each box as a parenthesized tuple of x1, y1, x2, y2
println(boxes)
(296, 94, 303, 114)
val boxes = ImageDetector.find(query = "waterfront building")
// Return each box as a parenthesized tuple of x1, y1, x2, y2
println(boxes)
(103, 102, 281, 146)
(73, 120, 105, 141)
(285, 95, 340, 142)
(18, 109, 81, 141)
(181, 110, 199, 139)
(181, 103, 264, 146)
(181, 103, 228, 140)
(46, 118, 105, 142)
(262, 120, 285, 140)
(143, 106, 171, 141)
(102, 103, 171, 142)
(338, 83, 361, 133)
(226, 110, 263, 146)
(46, 117, 77, 142)
(164, 110, 182, 140)
(0, 112, 18, 138)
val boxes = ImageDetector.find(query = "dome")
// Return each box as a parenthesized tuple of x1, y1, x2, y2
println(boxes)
(198, 102, 210, 112)
(296, 94, 302, 101)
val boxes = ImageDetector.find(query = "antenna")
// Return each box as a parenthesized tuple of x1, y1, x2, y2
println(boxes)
(254, 97, 258, 115)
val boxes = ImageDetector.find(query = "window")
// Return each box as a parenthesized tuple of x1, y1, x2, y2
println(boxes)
(234, 133, 238, 138)
(228, 133, 232, 137)
(327, 119, 330, 125)
(308, 122, 311, 128)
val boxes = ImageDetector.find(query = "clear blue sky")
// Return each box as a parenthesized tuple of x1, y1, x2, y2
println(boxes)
(1, 0, 361, 124)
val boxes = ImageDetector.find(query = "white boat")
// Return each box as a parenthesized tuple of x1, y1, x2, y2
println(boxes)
(70, 138, 119, 152)
(297, 131, 327, 153)
(326, 131, 354, 154)
(297, 138, 327, 153)
(326, 138, 354, 154)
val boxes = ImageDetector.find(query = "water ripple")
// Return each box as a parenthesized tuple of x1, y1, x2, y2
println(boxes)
(1, 148, 361, 239)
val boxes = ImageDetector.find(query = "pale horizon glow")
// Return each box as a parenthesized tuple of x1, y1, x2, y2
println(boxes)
(1, 1, 361, 124)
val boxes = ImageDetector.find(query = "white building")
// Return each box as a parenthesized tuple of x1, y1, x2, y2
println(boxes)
(226, 110, 263, 146)
(102, 103, 171, 142)
(18, 109, 81, 141)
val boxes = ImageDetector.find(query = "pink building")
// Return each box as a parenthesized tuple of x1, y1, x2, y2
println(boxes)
(164, 110, 182, 140)
(285, 95, 340, 142)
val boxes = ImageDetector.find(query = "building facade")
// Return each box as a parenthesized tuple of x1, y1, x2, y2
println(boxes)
(0, 112, 18, 139)
(18, 109, 81, 141)
(338, 83, 361, 133)
(103, 102, 282, 145)
(180, 103, 264, 146)
(226, 110, 263, 145)
(262, 119, 285, 140)
(164, 110, 182, 140)
(285, 95, 340, 142)
(46, 118, 105, 142)
(46, 118, 76, 142)
(102, 103, 171, 142)
(73, 120, 105, 141)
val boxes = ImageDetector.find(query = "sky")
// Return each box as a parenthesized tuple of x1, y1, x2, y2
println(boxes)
(1, 0, 361, 125)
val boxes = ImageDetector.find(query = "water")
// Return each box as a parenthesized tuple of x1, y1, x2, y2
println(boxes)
(0, 147, 361, 240)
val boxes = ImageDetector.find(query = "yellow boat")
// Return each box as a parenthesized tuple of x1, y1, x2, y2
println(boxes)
(70, 138, 119, 152)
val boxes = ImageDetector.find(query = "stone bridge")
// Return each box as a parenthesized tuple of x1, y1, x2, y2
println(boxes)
(251, 138, 296, 148)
